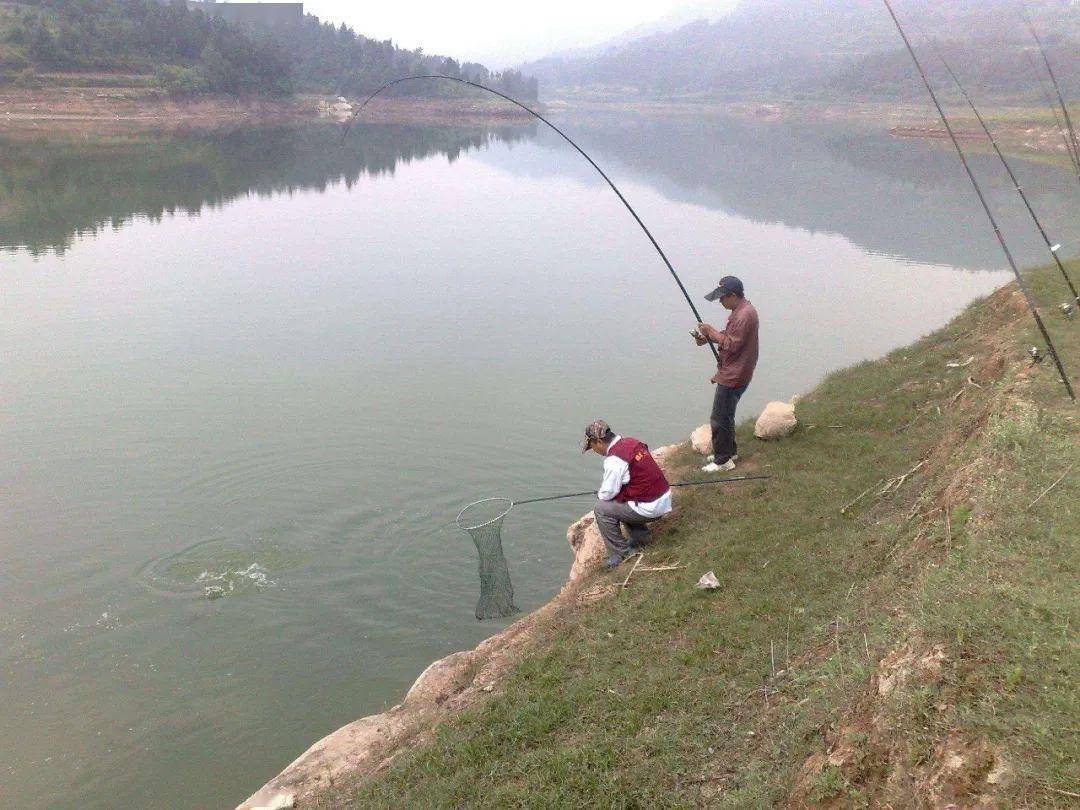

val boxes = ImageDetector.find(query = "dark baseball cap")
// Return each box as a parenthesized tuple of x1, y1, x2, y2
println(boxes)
(581, 419, 613, 453)
(705, 276, 744, 301)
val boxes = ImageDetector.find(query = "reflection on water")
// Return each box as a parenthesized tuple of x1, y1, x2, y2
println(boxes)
(480, 114, 1079, 272)
(1, 113, 1072, 809)
(0, 123, 533, 255)
(4, 116, 1074, 272)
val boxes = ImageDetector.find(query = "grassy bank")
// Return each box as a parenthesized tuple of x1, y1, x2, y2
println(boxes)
(321, 263, 1078, 807)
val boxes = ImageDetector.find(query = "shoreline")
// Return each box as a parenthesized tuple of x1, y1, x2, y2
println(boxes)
(237, 440, 690, 809)
(543, 95, 1078, 161)
(0, 88, 535, 139)
(278, 267, 1078, 806)
(3, 87, 1072, 164)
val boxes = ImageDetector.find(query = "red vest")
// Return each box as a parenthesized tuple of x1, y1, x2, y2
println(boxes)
(609, 437, 670, 504)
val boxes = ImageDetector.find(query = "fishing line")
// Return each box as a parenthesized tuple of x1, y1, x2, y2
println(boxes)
(1024, 52, 1080, 181)
(883, 0, 1076, 402)
(914, 26, 1080, 305)
(341, 74, 720, 363)
(512, 474, 771, 506)
(1021, 5, 1080, 186)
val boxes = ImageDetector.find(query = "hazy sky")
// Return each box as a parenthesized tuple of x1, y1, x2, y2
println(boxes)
(301, 0, 693, 67)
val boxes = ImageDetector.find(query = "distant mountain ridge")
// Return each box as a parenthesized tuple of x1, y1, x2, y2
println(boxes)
(522, 0, 1080, 100)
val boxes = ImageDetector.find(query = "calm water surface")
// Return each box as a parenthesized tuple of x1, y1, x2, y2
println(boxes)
(2, 114, 1074, 808)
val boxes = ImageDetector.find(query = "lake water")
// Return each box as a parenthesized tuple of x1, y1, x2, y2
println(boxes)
(2, 113, 1075, 808)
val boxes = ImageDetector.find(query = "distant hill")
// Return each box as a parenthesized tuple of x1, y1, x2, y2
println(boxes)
(522, 0, 1079, 101)
(0, 0, 538, 99)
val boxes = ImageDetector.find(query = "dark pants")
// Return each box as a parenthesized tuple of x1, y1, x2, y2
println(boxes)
(710, 383, 748, 463)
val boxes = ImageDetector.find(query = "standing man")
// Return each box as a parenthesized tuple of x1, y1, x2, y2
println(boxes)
(582, 420, 673, 570)
(694, 276, 759, 473)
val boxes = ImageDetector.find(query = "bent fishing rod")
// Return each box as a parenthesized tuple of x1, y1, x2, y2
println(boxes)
(1022, 6, 1080, 186)
(882, 0, 1075, 402)
(341, 74, 720, 364)
(915, 28, 1080, 305)
(513, 475, 771, 506)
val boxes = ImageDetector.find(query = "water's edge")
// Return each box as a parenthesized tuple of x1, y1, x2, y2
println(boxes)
(237, 440, 689, 810)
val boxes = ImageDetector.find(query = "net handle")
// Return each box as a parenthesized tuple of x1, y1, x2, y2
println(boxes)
(513, 474, 772, 505)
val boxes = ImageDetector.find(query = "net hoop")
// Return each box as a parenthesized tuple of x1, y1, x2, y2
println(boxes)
(456, 497, 513, 532)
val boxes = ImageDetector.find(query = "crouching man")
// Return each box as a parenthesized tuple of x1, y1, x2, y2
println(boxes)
(581, 420, 673, 570)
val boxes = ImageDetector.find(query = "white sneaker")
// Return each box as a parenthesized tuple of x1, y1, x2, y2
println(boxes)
(705, 454, 738, 463)
(701, 459, 736, 473)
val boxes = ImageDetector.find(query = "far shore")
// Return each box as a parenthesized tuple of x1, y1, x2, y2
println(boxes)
(1, 85, 1073, 165)
(0, 87, 535, 139)
(544, 94, 1077, 162)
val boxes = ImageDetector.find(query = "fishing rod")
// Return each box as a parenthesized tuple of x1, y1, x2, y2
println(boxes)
(1024, 52, 1080, 181)
(513, 475, 771, 506)
(882, 0, 1075, 401)
(915, 28, 1080, 305)
(341, 74, 721, 364)
(1022, 6, 1080, 185)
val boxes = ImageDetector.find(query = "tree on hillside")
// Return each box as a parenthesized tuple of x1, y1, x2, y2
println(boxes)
(2, 0, 539, 100)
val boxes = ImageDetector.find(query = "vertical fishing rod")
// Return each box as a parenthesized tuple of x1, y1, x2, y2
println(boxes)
(1024, 52, 1080, 181)
(882, 0, 1075, 401)
(1022, 6, 1080, 185)
(342, 75, 720, 363)
(916, 29, 1080, 305)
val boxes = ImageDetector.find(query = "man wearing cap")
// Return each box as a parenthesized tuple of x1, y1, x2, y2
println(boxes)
(694, 276, 759, 474)
(582, 420, 673, 570)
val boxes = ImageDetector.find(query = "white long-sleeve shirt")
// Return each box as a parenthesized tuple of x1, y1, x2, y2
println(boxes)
(596, 436, 673, 519)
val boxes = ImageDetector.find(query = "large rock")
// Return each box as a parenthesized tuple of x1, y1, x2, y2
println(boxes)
(690, 424, 712, 455)
(755, 400, 798, 439)
(651, 442, 679, 473)
(566, 513, 605, 584)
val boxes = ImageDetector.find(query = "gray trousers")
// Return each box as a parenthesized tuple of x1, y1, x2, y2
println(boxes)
(593, 499, 654, 556)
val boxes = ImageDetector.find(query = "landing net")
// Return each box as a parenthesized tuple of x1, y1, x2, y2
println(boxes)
(456, 498, 519, 621)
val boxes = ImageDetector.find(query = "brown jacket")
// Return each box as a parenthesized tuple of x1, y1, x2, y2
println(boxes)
(701, 298, 759, 388)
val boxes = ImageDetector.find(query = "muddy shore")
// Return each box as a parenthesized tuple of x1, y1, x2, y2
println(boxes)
(0, 88, 534, 139)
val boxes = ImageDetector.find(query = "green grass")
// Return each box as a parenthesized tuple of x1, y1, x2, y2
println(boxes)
(321, 264, 1079, 807)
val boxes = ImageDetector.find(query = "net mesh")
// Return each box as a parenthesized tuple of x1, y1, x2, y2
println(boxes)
(456, 498, 520, 620)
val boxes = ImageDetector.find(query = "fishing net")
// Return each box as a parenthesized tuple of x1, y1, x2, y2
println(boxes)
(456, 498, 519, 621)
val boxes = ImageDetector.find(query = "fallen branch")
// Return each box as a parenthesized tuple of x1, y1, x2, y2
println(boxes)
(1026, 465, 1074, 511)
(1047, 787, 1080, 799)
(620, 552, 645, 589)
(880, 459, 928, 495)
(679, 774, 732, 787)
(946, 355, 975, 368)
(841, 480, 884, 514)
(637, 564, 687, 573)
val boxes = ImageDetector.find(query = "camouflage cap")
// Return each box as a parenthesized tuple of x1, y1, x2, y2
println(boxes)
(581, 419, 614, 453)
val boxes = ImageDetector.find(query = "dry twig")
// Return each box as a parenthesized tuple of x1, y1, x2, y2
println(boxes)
(841, 480, 884, 514)
(1047, 787, 1080, 799)
(880, 458, 928, 495)
(1026, 466, 1074, 511)
(620, 552, 645, 589)
(637, 564, 686, 573)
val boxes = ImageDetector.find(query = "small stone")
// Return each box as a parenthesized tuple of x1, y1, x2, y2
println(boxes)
(696, 571, 720, 590)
